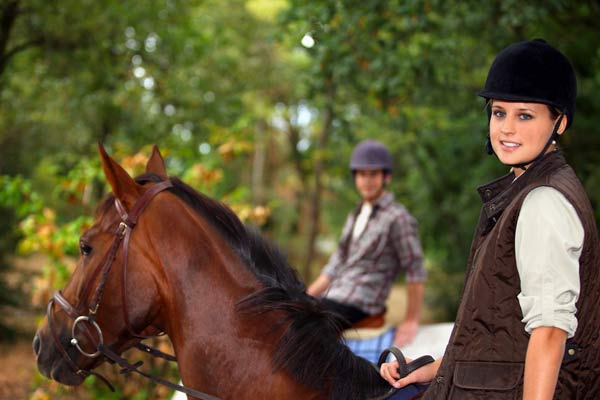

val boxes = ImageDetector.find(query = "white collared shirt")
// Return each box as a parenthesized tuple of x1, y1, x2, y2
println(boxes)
(352, 202, 373, 241)
(516, 186, 583, 338)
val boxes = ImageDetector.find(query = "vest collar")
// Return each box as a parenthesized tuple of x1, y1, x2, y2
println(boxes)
(477, 151, 567, 224)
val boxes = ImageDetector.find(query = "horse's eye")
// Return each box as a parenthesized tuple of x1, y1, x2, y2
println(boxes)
(79, 240, 93, 256)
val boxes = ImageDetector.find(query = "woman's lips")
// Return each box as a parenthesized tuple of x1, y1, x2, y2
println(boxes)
(500, 140, 520, 151)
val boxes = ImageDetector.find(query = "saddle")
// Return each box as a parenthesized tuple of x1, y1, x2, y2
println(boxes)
(352, 313, 386, 329)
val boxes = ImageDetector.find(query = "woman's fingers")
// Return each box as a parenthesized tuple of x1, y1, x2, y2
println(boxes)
(381, 358, 440, 389)
(391, 360, 438, 388)
(380, 361, 400, 385)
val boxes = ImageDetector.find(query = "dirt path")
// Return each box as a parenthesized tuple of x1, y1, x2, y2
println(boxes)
(0, 303, 39, 400)
(0, 340, 37, 400)
(1, 255, 45, 400)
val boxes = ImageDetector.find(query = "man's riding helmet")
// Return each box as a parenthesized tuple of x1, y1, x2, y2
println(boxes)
(350, 139, 393, 173)
(478, 39, 577, 167)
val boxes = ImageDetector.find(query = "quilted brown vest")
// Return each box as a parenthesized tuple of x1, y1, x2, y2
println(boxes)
(423, 151, 600, 400)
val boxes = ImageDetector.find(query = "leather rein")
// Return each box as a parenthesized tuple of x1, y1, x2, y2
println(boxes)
(45, 180, 220, 400)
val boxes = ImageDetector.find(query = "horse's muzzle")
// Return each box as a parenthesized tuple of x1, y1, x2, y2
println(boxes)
(33, 328, 86, 386)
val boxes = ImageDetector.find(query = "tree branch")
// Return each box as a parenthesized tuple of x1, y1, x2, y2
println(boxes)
(0, 0, 20, 77)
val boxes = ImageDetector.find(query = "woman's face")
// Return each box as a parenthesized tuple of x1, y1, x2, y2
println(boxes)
(489, 100, 566, 175)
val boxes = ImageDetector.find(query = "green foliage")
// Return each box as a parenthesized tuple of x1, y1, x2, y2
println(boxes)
(0, 175, 43, 217)
(0, 175, 45, 338)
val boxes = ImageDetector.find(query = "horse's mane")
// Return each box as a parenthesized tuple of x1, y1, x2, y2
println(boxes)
(103, 173, 390, 399)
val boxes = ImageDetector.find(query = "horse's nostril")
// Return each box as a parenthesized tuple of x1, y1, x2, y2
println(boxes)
(33, 334, 41, 357)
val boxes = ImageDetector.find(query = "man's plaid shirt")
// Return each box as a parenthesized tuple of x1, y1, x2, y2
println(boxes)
(322, 192, 426, 315)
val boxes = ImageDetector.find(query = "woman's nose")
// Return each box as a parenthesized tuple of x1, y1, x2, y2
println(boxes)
(500, 118, 515, 134)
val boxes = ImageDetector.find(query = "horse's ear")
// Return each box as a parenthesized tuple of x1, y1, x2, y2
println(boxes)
(146, 145, 168, 179)
(98, 143, 141, 209)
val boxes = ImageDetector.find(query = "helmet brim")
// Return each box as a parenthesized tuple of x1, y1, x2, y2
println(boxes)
(477, 90, 565, 112)
(350, 164, 391, 171)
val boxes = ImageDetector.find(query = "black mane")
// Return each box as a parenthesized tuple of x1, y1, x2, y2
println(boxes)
(126, 173, 391, 399)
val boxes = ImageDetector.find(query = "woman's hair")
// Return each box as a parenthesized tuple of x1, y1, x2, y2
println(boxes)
(547, 105, 561, 120)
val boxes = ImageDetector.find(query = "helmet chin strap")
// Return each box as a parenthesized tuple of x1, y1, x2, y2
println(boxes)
(486, 114, 564, 171)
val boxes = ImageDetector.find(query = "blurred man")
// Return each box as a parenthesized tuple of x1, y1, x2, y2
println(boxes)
(308, 139, 426, 346)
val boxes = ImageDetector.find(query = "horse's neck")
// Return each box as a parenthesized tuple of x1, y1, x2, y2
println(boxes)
(168, 280, 322, 399)
(169, 283, 386, 399)
(152, 215, 319, 398)
(151, 208, 386, 399)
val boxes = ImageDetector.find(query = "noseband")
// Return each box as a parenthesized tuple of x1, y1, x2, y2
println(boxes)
(45, 180, 220, 400)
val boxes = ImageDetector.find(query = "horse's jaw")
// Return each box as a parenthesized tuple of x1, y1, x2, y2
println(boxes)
(44, 360, 86, 386)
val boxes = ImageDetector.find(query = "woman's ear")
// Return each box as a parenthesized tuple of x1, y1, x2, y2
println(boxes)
(557, 115, 568, 136)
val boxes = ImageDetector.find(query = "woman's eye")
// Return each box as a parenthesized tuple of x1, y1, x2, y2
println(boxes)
(80, 241, 93, 256)
(519, 113, 533, 120)
(493, 111, 505, 118)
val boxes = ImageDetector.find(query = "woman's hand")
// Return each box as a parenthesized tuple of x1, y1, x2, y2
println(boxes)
(380, 358, 441, 389)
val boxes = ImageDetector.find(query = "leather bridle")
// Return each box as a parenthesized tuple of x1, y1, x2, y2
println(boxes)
(45, 180, 220, 400)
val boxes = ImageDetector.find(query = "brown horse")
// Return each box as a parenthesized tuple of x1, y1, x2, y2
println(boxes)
(32, 145, 394, 399)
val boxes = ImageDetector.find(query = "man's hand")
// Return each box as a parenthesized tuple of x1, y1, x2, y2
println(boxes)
(394, 319, 418, 347)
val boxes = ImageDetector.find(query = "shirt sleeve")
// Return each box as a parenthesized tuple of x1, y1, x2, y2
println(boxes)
(391, 211, 426, 283)
(516, 186, 583, 338)
(322, 247, 342, 277)
(322, 214, 355, 277)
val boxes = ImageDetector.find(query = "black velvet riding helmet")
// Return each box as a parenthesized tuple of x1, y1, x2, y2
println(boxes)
(479, 38, 577, 128)
(478, 39, 577, 166)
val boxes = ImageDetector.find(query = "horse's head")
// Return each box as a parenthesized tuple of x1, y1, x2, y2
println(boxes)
(33, 144, 172, 386)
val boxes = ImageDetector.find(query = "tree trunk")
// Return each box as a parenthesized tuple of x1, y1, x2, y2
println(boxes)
(252, 120, 267, 206)
(284, 120, 308, 234)
(302, 82, 335, 282)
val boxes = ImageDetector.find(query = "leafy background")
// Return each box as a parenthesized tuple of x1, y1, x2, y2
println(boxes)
(1, 0, 599, 398)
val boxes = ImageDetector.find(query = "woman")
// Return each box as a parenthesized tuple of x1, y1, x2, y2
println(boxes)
(381, 39, 600, 399)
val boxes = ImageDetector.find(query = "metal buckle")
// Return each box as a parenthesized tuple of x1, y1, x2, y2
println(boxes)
(118, 221, 129, 237)
(71, 315, 104, 358)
